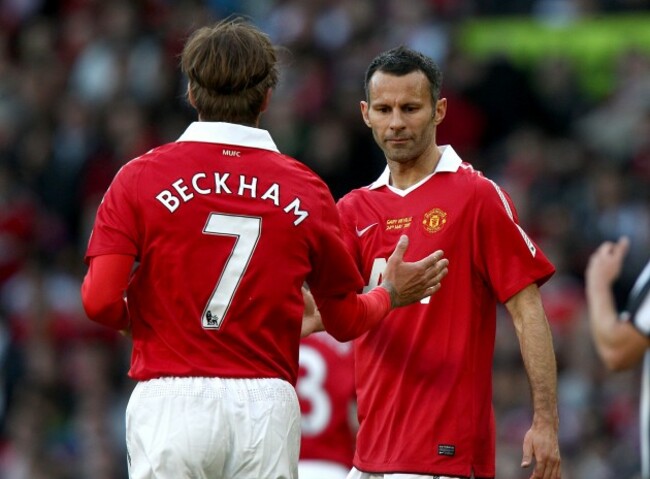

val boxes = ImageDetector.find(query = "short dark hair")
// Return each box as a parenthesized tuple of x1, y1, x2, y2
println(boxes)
(181, 17, 279, 125)
(364, 46, 443, 104)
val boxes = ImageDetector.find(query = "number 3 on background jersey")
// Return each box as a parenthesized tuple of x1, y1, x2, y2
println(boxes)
(298, 344, 331, 436)
(201, 212, 262, 329)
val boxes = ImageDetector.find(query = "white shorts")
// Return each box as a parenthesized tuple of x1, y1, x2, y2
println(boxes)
(126, 376, 300, 479)
(299, 459, 349, 479)
(347, 467, 462, 479)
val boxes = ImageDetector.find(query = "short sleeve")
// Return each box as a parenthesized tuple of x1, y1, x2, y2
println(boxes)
(84, 162, 142, 263)
(473, 178, 555, 303)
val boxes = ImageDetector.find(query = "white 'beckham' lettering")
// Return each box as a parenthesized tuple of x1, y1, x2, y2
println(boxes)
(155, 171, 309, 225)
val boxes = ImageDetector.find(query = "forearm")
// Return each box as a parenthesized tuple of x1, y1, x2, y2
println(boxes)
(81, 254, 133, 331)
(317, 287, 391, 341)
(585, 274, 631, 368)
(518, 311, 559, 426)
(82, 281, 130, 330)
(508, 286, 559, 427)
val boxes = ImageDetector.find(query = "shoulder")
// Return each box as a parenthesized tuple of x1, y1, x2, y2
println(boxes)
(456, 165, 515, 209)
(105, 144, 180, 200)
(119, 143, 174, 175)
(336, 187, 373, 222)
(433, 161, 504, 209)
(253, 151, 330, 193)
(338, 184, 373, 205)
(454, 162, 496, 190)
(285, 154, 329, 184)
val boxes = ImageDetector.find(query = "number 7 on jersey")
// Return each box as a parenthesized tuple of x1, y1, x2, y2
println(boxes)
(201, 212, 262, 329)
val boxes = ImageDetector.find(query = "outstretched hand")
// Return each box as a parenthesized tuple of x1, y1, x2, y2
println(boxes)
(381, 235, 449, 307)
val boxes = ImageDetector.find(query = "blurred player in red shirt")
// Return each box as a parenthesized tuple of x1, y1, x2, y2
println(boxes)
(298, 293, 357, 479)
(304, 46, 562, 479)
(80, 19, 448, 479)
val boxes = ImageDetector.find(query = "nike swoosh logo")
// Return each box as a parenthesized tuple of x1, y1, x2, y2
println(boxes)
(356, 223, 378, 237)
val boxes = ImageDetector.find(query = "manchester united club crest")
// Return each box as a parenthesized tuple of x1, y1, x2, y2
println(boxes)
(422, 208, 447, 233)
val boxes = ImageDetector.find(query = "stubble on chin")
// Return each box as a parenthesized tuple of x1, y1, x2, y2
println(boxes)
(383, 144, 414, 164)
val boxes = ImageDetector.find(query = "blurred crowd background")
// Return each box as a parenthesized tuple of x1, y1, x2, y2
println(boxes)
(0, 0, 649, 478)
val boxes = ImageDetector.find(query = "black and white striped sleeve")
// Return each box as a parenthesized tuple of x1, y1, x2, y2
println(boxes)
(628, 260, 650, 336)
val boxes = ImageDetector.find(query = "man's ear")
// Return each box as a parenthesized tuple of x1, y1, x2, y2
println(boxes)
(261, 88, 273, 113)
(360, 101, 371, 128)
(433, 98, 447, 125)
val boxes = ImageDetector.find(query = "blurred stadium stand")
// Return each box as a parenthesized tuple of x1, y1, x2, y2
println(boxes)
(0, 1, 649, 477)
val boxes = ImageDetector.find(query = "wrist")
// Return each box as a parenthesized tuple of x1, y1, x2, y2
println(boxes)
(378, 282, 396, 308)
(532, 411, 559, 431)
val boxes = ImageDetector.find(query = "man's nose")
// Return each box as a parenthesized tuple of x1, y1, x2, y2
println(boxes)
(389, 110, 406, 129)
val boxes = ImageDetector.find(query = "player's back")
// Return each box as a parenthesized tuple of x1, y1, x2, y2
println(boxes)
(97, 123, 362, 384)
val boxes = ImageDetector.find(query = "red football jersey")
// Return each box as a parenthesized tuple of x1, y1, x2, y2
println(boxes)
(336, 146, 555, 478)
(298, 332, 356, 468)
(85, 122, 365, 384)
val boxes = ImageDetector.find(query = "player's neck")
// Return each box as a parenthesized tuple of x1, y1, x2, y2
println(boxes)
(387, 146, 441, 190)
